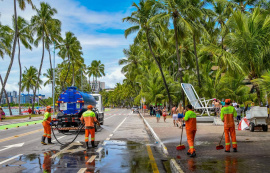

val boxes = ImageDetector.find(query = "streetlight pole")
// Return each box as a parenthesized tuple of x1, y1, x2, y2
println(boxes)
(53, 42, 56, 117)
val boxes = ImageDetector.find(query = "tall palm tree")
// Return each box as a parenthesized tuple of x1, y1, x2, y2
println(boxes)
(89, 60, 105, 82)
(0, 75, 12, 115)
(123, 0, 173, 109)
(30, 2, 60, 112)
(57, 31, 82, 88)
(43, 68, 53, 87)
(0, 0, 34, 103)
(21, 66, 42, 95)
(13, 16, 33, 115)
(0, 23, 12, 58)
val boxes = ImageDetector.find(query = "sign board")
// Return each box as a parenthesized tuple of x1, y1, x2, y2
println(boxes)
(60, 103, 67, 110)
(76, 103, 80, 109)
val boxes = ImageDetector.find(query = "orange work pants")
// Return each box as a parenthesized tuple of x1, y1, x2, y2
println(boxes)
(42, 121, 51, 138)
(224, 127, 237, 150)
(85, 129, 95, 142)
(186, 130, 196, 154)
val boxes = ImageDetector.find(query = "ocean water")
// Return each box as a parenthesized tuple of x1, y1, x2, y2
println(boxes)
(2, 107, 45, 116)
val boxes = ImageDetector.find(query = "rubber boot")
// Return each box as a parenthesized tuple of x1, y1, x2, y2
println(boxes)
(48, 138, 54, 144)
(91, 141, 97, 148)
(225, 150, 230, 153)
(233, 148, 237, 152)
(86, 142, 90, 149)
(190, 152, 196, 158)
(41, 136, 47, 145)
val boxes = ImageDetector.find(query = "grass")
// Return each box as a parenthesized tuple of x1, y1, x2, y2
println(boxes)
(0, 120, 43, 130)
(105, 108, 110, 112)
(4, 114, 43, 120)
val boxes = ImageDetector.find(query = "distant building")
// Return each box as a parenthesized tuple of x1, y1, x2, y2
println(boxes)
(20, 94, 46, 104)
(90, 81, 105, 93)
(0, 91, 45, 104)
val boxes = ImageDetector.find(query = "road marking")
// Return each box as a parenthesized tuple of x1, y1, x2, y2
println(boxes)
(146, 145, 159, 173)
(87, 155, 97, 163)
(96, 147, 103, 153)
(77, 168, 87, 173)
(52, 136, 66, 142)
(104, 115, 116, 120)
(0, 154, 23, 165)
(0, 129, 43, 143)
(113, 117, 127, 133)
(0, 142, 24, 152)
(106, 138, 110, 141)
(51, 142, 82, 159)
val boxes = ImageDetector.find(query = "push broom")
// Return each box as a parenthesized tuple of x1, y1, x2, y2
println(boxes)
(176, 123, 185, 150)
(216, 131, 224, 150)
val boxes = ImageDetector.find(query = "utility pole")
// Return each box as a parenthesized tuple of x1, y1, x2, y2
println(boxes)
(53, 42, 56, 116)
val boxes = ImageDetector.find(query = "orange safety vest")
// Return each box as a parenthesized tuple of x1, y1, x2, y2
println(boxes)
(80, 110, 97, 127)
(184, 110, 197, 131)
(220, 106, 237, 128)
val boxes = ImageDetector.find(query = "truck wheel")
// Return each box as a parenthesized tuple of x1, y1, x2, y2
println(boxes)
(250, 123, 255, 132)
(263, 125, 268, 132)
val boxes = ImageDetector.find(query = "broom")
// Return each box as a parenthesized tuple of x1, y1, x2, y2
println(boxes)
(216, 131, 225, 150)
(176, 123, 185, 150)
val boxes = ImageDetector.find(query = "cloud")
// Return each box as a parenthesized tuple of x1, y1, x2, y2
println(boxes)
(100, 65, 126, 88)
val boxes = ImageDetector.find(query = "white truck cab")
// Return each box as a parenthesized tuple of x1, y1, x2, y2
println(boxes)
(92, 94, 104, 113)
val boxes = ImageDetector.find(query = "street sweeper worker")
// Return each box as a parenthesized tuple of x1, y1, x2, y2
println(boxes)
(220, 99, 237, 152)
(184, 104, 197, 157)
(41, 106, 53, 145)
(80, 105, 101, 149)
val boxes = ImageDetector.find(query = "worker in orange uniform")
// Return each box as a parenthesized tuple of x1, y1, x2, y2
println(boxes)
(220, 99, 237, 152)
(80, 105, 100, 149)
(41, 106, 54, 145)
(184, 105, 197, 157)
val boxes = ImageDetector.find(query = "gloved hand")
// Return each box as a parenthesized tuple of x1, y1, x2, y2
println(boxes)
(97, 122, 101, 126)
(49, 122, 53, 126)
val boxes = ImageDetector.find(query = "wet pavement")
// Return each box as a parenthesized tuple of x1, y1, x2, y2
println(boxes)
(145, 115, 270, 173)
(0, 109, 170, 173)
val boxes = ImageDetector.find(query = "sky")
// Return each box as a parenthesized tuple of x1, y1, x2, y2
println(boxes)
(0, 0, 139, 97)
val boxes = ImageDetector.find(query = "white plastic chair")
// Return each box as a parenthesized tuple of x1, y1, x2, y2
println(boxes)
(181, 83, 214, 116)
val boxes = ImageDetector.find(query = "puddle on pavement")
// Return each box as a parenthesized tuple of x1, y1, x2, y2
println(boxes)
(2, 140, 154, 173)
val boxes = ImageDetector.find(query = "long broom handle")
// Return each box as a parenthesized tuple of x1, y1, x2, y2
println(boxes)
(218, 131, 225, 145)
(180, 122, 184, 145)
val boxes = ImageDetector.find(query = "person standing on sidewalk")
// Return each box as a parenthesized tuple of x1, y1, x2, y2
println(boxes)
(235, 105, 242, 125)
(28, 107, 32, 119)
(162, 107, 167, 122)
(184, 105, 197, 157)
(41, 106, 53, 145)
(171, 105, 178, 127)
(220, 99, 238, 152)
(80, 105, 101, 149)
(156, 106, 161, 123)
(0, 107, 3, 122)
(177, 103, 185, 128)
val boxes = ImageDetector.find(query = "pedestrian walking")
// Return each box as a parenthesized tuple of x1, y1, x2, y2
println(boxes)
(177, 103, 185, 128)
(162, 107, 167, 122)
(150, 105, 153, 116)
(220, 99, 238, 152)
(171, 105, 178, 127)
(232, 100, 237, 108)
(235, 105, 242, 125)
(156, 106, 161, 123)
(184, 105, 197, 157)
(215, 100, 221, 116)
(41, 106, 53, 145)
(153, 106, 156, 116)
(28, 107, 32, 119)
(221, 99, 225, 107)
(80, 105, 101, 149)
(0, 107, 3, 122)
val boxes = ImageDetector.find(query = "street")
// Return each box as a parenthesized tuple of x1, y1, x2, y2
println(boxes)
(0, 109, 169, 173)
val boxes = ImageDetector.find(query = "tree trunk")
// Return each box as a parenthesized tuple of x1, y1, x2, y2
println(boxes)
(62, 52, 71, 90)
(255, 84, 261, 106)
(72, 63, 75, 86)
(0, 75, 12, 115)
(18, 38, 22, 115)
(48, 45, 53, 100)
(32, 32, 45, 112)
(146, 29, 172, 110)
(173, 18, 185, 106)
(193, 34, 201, 87)
(0, 0, 18, 102)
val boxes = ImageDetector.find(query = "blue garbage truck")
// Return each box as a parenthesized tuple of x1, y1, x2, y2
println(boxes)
(56, 86, 104, 132)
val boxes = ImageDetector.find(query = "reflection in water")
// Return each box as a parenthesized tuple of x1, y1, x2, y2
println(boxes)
(84, 151, 96, 173)
(225, 156, 237, 173)
(188, 158, 196, 172)
(43, 151, 52, 173)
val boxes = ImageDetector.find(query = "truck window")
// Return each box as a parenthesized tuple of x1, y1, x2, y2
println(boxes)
(93, 96, 99, 101)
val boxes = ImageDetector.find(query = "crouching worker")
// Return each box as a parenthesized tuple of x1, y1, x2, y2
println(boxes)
(80, 105, 101, 149)
(220, 99, 237, 152)
(41, 106, 53, 145)
(184, 105, 197, 157)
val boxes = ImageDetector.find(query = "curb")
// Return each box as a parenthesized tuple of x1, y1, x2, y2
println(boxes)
(139, 112, 168, 155)
(138, 112, 184, 173)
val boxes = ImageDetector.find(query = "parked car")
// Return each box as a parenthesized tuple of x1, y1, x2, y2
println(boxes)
(132, 106, 139, 113)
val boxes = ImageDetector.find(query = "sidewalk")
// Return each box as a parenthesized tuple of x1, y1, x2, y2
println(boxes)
(144, 114, 270, 173)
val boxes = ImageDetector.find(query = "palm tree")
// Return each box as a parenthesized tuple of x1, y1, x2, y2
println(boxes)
(30, 2, 60, 112)
(0, 23, 12, 58)
(57, 31, 82, 88)
(43, 68, 53, 87)
(0, 75, 12, 115)
(123, 0, 173, 109)
(224, 8, 270, 104)
(21, 66, 42, 95)
(87, 60, 105, 91)
(0, 0, 34, 104)
(13, 16, 33, 115)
